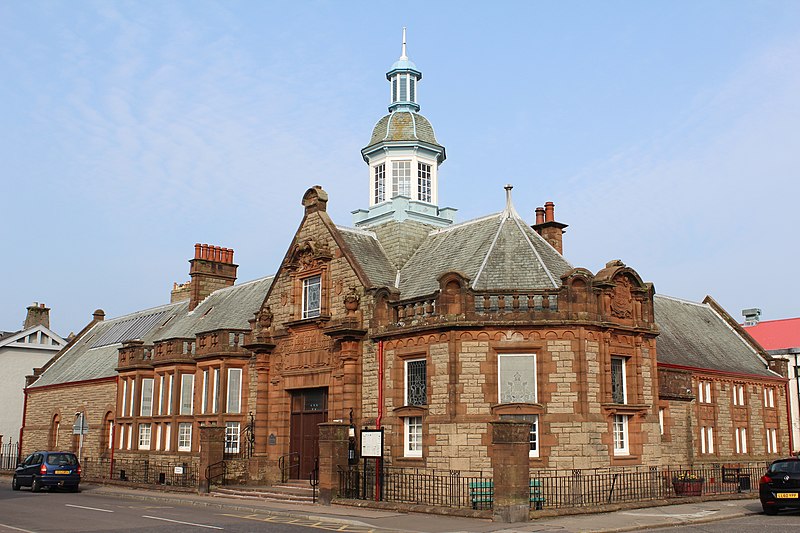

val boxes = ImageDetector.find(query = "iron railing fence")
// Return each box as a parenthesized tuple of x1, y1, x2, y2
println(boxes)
(339, 463, 491, 509)
(339, 462, 769, 511)
(0, 442, 20, 470)
(81, 457, 198, 487)
(529, 462, 768, 510)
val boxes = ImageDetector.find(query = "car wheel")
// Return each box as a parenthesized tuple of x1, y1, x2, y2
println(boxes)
(69, 484, 80, 493)
(31, 477, 42, 493)
(11, 476, 20, 491)
(763, 505, 779, 515)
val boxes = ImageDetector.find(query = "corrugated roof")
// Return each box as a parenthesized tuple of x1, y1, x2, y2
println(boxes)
(744, 317, 800, 351)
(397, 210, 572, 299)
(336, 227, 397, 289)
(654, 295, 777, 377)
(32, 302, 187, 388)
(31, 276, 273, 388)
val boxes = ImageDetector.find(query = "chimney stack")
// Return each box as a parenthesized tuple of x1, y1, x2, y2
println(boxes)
(24, 302, 50, 329)
(189, 243, 238, 311)
(532, 201, 568, 255)
(742, 308, 762, 326)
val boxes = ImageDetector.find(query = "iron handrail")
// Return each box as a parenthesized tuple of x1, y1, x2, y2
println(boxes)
(278, 452, 300, 483)
(205, 460, 225, 488)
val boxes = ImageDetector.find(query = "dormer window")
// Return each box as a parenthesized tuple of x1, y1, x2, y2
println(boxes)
(302, 275, 322, 319)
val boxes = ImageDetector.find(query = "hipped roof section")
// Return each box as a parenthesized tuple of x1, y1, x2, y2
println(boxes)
(398, 202, 573, 299)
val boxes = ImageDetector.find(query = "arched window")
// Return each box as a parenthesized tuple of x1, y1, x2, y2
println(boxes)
(101, 411, 114, 453)
(49, 413, 61, 449)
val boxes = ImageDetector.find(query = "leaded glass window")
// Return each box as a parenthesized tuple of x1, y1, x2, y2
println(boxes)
(611, 357, 626, 404)
(498, 354, 536, 404)
(302, 275, 321, 319)
(374, 163, 385, 204)
(417, 162, 431, 203)
(392, 161, 411, 198)
(405, 359, 427, 406)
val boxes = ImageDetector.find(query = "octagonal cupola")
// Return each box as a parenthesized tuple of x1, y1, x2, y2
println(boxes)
(354, 29, 456, 229)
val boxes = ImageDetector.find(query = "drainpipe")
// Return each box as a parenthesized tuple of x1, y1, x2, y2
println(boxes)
(110, 375, 118, 478)
(375, 341, 384, 502)
(795, 351, 800, 454)
(19, 387, 29, 457)
(376, 341, 384, 429)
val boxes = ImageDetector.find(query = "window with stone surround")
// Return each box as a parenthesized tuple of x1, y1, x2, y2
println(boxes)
(180, 373, 194, 415)
(732, 383, 745, 406)
(164, 422, 172, 451)
(227, 368, 242, 413)
(766, 428, 778, 454)
(613, 414, 629, 456)
(764, 386, 775, 408)
(374, 163, 385, 204)
(698, 380, 712, 404)
(140, 378, 154, 416)
(201, 369, 209, 414)
(138, 423, 151, 450)
(611, 356, 627, 404)
(700, 426, 714, 454)
(404, 359, 427, 406)
(498, 354, 537, 404)
(404, 416, 422, 458)
(302, 275, 321, 319)
(178, 422, 192, 452)
(735, 427, 748, 454)
(225, 422, 240, 454)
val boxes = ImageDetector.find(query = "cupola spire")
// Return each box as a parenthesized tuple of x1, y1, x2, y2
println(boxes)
(387, 28, 422, 113)
(400, 27, 408, 60)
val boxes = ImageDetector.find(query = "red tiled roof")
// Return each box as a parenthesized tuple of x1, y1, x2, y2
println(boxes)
(744, 317, 800, 351)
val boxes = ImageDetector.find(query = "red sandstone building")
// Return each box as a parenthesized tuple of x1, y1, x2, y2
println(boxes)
(21, 37, 790, 485)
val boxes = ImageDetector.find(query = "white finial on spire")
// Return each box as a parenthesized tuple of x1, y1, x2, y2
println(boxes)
(400, 27, 408, 60)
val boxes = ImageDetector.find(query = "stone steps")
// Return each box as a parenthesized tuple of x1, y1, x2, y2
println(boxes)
(212, 481, 317, 503)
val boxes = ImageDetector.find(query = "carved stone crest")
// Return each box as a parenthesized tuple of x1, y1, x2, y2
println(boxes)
(610, 276, 633, 319)
(286, 238, 331, 272)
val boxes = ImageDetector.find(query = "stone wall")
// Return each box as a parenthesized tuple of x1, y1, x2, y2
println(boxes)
(22, 379, 117, 459)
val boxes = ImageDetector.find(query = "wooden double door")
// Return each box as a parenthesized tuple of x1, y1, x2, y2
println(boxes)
(289, 388, 327, 479)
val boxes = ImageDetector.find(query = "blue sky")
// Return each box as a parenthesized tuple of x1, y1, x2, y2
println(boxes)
(2, 1, 799, 335)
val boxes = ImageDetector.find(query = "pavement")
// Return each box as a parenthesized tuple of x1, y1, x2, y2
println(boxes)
(76, 482, 764, 533)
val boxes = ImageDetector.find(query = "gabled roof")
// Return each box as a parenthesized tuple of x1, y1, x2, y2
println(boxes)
(654, 295, 779, 378)
(336, 227, 397, 289)
(0, 324, 67, 352)
(397, 205, 573, 299)
(744, 317, 800, 351)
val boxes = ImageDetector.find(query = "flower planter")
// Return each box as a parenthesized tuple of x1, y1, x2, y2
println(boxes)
(673, 480, 703, 496)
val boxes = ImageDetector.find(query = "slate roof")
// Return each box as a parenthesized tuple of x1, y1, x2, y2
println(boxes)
(654, 295, 779, 378)
(336, 227, 397, 289)
(397, 207, 573, 299)
(367, 111, 441, 147)
(153, 276, 273, 341)
(30, 276, 273, 388)
(744, 317, 800, 351)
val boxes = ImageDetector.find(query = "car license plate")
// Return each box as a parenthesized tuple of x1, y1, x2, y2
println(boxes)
(55, 470, 70, 474)
(777, 493, 798, 499)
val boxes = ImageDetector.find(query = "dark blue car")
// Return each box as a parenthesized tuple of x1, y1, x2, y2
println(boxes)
(12, 451, 81, 492)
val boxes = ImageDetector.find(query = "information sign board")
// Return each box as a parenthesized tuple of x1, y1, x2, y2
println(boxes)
(360, 429, 383, 458)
